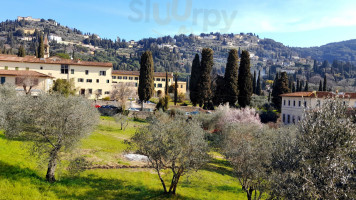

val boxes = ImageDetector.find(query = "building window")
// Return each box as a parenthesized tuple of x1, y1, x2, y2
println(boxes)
(154, 83, 156, 87)
(40, 66, 43, 70)
(135, 83, 138, 87)
(99, 71, 106, 76)
(181, 85, 183, 88)
(61, 65, 69, 74)
(283, 100, 286, 105)
(293, 100, 295, 107)
(4, 66, 8, 70)
(71, 69, 74, 74)
(106, 80, 110, 83)
(78, 78, 84, 82)
(118, 76, 122, 79)
(283, 114, 285, 123)
(298, 116, 301, 122)
(317, 100, 321, 107)
(26, 67, 29, 71)
(104, 91, 110, 95)
(129, 77, 133, 80)
(112, 76, 116, 79)
(156, 78, 161, 81)
(0, 77, 5, 84)
(88, 89, 92, 94)
(97, 89, 102, 95)
(292, 116, 295, 124)
(158, 83, 162, 88)
(288, 100, 290, 106)
(304, 101, 307, 107)
(287, 115, 290, 124)
(169, 79, 171, 82)
(134, 77, 138, 80)
(162, 78, 165, 81)
(15, 67, 19, 71)
(96, 79, 99, 83)
(123, 76, 127, 80)
(86, 79, 92, 83)
(299, 101, 301, 107)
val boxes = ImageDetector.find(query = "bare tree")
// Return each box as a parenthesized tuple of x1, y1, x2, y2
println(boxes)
(15, 75, 39, 95)
(114, 113, 129, 130)
(222, 123, 273, 200)
(3, 94, 100, 182)
(130, 113, 209, 194)
(111, 82, 136, 110)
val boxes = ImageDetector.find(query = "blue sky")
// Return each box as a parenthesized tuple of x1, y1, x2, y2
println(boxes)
(2, 0, 356, 47)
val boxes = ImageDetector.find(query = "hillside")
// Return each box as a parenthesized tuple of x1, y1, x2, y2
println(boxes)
(0, 17, 355, 90)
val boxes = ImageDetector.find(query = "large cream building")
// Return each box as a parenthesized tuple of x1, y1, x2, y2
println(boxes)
(281, 91, 356, 125)
(0, 54, 113, 99)
(112, 70, 187, 95)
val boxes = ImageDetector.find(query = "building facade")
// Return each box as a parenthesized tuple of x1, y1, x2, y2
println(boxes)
(0, 69, 53, 95)
(112, 70, 187, 96)
(281, 91, 356, 125)
(0, 54, 113, 99)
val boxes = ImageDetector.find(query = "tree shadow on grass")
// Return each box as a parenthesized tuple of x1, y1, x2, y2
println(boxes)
(203, 158, 235, 177)
(0, 161, 198, 200)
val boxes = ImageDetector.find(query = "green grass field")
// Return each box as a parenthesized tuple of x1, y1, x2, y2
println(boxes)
(0, 117, 247, 200)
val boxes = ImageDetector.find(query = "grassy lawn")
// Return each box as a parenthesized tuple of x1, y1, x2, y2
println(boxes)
(0, 117, 247, 200)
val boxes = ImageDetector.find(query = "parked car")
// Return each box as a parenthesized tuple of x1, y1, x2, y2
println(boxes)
(190, 111, 199, 115)
(94, 104, 101, 108)
(101, 105, 118, 109)
(128, 108, 140, 112)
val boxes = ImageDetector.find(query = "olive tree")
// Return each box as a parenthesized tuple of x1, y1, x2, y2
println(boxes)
(111, 82, 136, 110)
(3, 94, 99, 182)
(130, 113, 209, 194)
(222, 123, 273, 200)
(269, 98, 356, 199)
(0, 84, 17, 128)
(114, 113, 129, 130)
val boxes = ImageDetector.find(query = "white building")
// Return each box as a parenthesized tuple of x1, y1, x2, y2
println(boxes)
(281, 91, 356, 125)
(48, 34, 62, 42)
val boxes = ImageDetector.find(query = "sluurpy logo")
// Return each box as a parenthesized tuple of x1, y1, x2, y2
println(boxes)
(128, 0, 237, 35)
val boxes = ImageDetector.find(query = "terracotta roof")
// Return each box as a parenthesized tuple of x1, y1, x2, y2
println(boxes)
(280, 91, 356, 99)
(0, 69, 53, 78)
(0, 54, 112, 67)
(112, 70, 173, 78)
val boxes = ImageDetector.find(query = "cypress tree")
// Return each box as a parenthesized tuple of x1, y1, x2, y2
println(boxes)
(272, 72, 290, 112)
(296, 79, 300, 92)
(292, 81, 296, 92)
(237, 50, 253, 108)
(256, 70, 262, 95)
(38, 35, 44, 58)
(319, 80, 323, 91)
(197, 48, 214, 108)
(304, 81, 309, 91)
(252, 71, 256, 94)
(189, 54, 201, 106)
(299, 80, 304, 92)
(174, 73, 178, 105)
(138, 51, 154, 108)
(323, 75, 327, 91)
(165, 72, 169, 95)
(17, 45, 26, 57)
(224, 49, 239, 106)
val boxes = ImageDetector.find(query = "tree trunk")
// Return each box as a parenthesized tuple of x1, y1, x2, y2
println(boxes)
(46, 147, 60, 183)
(156, 168, 167, 193)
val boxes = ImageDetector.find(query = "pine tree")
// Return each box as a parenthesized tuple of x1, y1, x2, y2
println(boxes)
(197, 48, 214, 107)
(256, 70, 262, 95)
(319, 80, 323, 91)
(189, 54, 201, 106)
(272, 72, 290, 112)
(304, 81, 309, 91)
(138, 51, 154, 108)
(224, 49, 239, 106)
(238, 50, 253, 108)
(252, 71, 256, 94)
(38, 35, 44, 58)
(323, 75, 327, 91)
